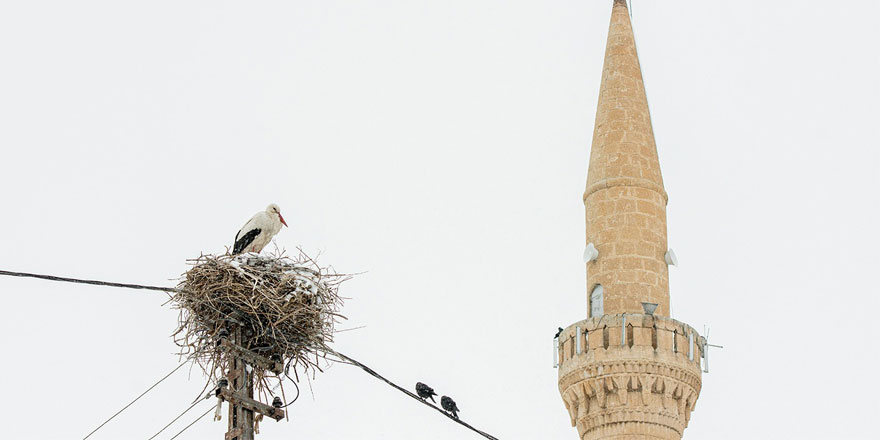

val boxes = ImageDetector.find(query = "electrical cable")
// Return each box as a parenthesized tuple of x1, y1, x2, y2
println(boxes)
(165, 381, 248, 440)
(4, 269, 501, 439)
(0, 269, 180, 293)
(167, 405, 216, 440)
(330, 350, 500, 440)
(82, 359, 189, 439)
(148, 379, 247, 440)
(146, 393, 212, 440)
(277, 358, 301, 408)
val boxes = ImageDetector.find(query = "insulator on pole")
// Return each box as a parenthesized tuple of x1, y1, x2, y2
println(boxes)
(213, 397, 223, 421)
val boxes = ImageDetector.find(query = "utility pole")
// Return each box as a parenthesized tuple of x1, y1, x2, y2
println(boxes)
(219, 327, 286, 440)
(226, 327, 254, 440)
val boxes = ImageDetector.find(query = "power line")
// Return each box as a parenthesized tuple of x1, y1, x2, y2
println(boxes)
(148, 379, 247, 440)
(0, 269, 180, 293)
(5, 269, 501, 439)
(82, 359, 189, 440)
(147, 392, 213, 440)
(168, 405, 216, 440)
(331, 350, 500, 440)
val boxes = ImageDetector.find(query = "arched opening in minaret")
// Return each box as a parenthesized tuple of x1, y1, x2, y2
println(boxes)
(589, 284, 604, 317)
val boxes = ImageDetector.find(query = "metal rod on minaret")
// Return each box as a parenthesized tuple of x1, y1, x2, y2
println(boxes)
(704, 343, 724, 373)
(704, 343, 709, 373)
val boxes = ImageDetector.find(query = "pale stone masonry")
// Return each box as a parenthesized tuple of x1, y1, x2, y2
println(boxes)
(585, 0, 668, 318)
(558, 316, 703, 439)
(559, 1, 704, 439)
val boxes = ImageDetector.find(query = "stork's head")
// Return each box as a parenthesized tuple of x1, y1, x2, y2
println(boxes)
(266, 203, 288, 227)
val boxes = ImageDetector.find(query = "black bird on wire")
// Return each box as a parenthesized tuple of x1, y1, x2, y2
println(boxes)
(440, 396, 460, 419)
(415, 382, 437, 403)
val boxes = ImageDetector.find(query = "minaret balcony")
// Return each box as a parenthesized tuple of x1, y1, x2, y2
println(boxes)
(556, 315, 703, 440)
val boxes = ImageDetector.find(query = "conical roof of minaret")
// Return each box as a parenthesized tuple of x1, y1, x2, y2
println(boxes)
(585, 0, 666, 202)
(560, 5, 704, 439)
(584, 0, 670, 317)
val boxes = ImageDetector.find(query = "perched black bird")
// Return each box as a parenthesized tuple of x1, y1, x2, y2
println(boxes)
(440, 396, 460, 419)
(415, 382, 437, 403)
(554, 327, 564, 338)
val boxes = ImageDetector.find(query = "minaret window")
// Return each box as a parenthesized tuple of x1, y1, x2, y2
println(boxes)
(590, 285, 604, 317)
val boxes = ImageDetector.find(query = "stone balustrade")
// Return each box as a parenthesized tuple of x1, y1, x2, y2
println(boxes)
(557, 315, 703, 440)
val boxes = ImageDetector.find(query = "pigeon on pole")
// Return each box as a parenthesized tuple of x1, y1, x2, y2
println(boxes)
(415, 382, 437, 403)
(440, 396, 460, 419)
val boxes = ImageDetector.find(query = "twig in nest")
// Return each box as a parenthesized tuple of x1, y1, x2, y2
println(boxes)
(170, 249, 350, 407)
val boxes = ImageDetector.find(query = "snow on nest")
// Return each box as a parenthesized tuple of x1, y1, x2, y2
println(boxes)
(170, 250, 350, 401)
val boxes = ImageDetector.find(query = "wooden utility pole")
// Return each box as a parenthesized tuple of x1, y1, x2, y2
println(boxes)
(226, 327, 254, 440)
(220, 327, 286, 440)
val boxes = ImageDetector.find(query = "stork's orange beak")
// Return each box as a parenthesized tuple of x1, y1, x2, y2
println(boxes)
(279, 213, 288, 227)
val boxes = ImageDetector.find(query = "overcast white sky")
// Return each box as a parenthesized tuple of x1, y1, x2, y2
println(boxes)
(1, 1, 879, 439)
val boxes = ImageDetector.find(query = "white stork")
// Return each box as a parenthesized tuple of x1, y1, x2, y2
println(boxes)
(232, 204, 288, 255)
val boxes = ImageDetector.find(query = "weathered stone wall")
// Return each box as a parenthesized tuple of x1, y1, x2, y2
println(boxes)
(557, 315, 703, 440)
(584, 0, 670, 317)
(585, 186, 669, 317)
(563, 1, 705, 438)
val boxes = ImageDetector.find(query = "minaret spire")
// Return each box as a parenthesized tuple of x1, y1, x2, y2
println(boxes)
(585, 0, 669, 317)
(557, 3, 705, 440)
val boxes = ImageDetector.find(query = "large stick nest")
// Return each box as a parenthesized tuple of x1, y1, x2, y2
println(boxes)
(171, 250, 349, 405)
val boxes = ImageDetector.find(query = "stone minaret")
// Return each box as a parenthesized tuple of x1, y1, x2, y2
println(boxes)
(557, 1, 704, 438)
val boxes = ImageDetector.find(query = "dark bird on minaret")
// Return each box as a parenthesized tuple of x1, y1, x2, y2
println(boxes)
(554, 327, 564, 338)
(440, 395, 460, 419)
(415, 382, 437, 403)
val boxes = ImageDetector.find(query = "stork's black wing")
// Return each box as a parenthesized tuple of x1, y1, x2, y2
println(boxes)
(233, 228, 261, 254)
